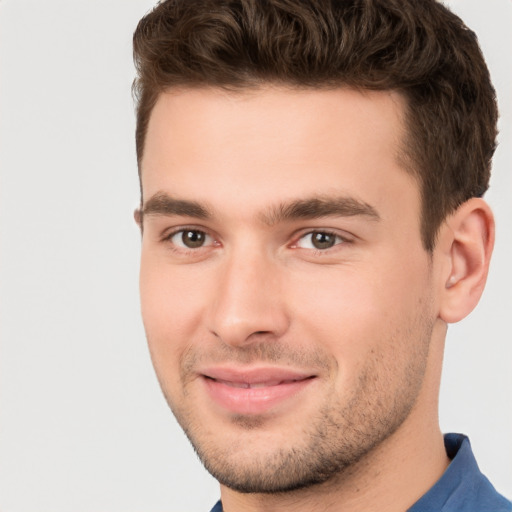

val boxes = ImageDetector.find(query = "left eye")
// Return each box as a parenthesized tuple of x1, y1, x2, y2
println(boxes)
(295, 231, 343, 250)
(169, 229, 213, 249)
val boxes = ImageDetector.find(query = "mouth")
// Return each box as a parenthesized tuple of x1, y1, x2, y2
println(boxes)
(206, 376, 313, 388)
(200, 367, 317, 415)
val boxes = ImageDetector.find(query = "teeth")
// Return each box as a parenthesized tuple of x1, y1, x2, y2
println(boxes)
(249, 380, 281, 388)
(231, 382, 250, 389)
(215, 379, 297, 388)
(215, 380, 250, 388)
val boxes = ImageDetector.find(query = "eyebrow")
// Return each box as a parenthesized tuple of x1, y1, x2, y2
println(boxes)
(260, 196, 380, 225)
(142, 192, 211, 219)
(141, 192, 380, 224)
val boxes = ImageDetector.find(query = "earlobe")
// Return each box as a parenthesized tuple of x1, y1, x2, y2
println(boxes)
(438, 198, 494, 324)
(134, 208, 143, 231)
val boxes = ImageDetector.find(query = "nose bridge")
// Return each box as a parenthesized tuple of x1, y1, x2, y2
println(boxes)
(207, 241, 288, 346)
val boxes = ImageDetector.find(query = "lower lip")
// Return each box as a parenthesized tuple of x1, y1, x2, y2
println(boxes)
(203, 376, 315, 415)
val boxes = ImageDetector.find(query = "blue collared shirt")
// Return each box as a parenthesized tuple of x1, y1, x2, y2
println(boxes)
(408, 434, 511, 511)
(209, 434, 511, 512)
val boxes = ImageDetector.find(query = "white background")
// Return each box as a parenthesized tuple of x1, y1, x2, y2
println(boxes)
(0, 1, 510, 511)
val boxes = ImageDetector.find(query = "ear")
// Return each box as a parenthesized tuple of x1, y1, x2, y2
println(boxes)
(438, 198, 494, 323)
(134, 208, 143, 231)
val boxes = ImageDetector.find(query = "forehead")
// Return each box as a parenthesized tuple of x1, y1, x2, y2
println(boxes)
(140, 86, 417, 219)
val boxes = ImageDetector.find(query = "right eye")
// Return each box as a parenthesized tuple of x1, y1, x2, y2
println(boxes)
(167, 229, 214, 249)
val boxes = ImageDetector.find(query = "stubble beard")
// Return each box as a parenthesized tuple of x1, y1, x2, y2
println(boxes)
(157, 317, 434, 494)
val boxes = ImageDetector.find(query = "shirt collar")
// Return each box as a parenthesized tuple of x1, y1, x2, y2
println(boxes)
(408, 433, 511, 511)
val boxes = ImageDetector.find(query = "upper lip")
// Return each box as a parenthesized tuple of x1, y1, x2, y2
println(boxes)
(200, 366, 316, 387)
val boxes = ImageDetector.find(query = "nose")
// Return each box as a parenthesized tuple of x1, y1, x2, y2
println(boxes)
(206, 248, 290, 347)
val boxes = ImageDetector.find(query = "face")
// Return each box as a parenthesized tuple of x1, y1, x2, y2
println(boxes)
(139, 87, 439, 493)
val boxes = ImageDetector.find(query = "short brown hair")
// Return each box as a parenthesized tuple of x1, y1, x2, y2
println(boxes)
(132, 0, 498, 251)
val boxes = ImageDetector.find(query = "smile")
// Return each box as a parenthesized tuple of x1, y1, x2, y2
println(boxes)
(200, 367, 317, 415)
(210, 377, 308, 389)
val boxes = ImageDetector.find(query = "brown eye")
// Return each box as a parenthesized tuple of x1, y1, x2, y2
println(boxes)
(311, 232, 336, 249)
(169, 229, 212, 249)
(296, 231, 343, 250)
(182, 230, 206, 248)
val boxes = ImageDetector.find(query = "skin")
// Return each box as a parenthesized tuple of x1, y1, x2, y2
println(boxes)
(138, 87, 494, 512)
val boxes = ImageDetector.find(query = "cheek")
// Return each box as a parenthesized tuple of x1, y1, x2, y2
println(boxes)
(140, 250, 207, 323)
(139, 255, 207, 379)
(287, 259, 431, 371)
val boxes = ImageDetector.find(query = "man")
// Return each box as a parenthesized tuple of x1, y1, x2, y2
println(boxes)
(132, 0, 511, 510)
